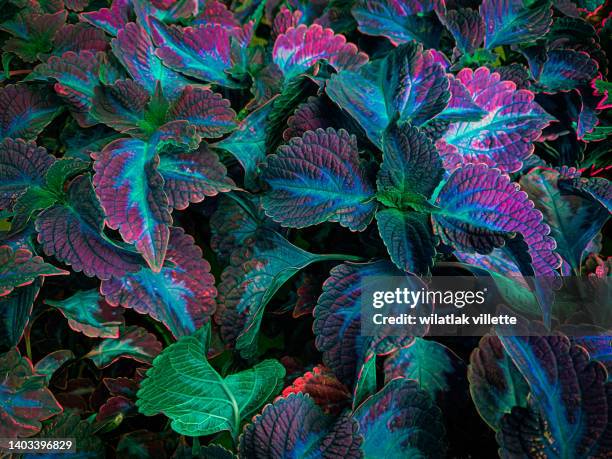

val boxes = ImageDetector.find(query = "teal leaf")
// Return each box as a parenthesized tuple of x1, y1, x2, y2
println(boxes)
(136, 327, 285, 438)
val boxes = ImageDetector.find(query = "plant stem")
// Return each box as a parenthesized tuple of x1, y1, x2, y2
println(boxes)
(317, 253, 366, 263)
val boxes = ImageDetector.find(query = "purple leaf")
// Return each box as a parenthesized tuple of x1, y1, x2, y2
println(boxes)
(436, 67, 554, 173)
(149, 17, 238, 87)
(112, 22, 188, 99)
(26, 50, 102, 127)
(92, 122, 198, 271)
(84, 325, 162, 368)
(52, 23, 108, 55)
(0, 85, 62, 140)
(79, 0, 131, 36)
(167, 86, 237, 138)
(0, 348, 62, 438)
(91, 79, 151, 133)
(45, 289, 124, 338)
(432, 164, 561, 279)
(353, 378, 446, 457)
(262, 128, 376, 231)
(0, 245, 67, 297)
(282, 365, 352, 415)
(535, 50, 599, 92)
(326, 42, 450, 146)
(36, 174, 143, 280)
(272, 6, 303, 40)
(193, 0, 240, 28)
(158, 143, 236, 210)
(480, 0, 553, 49)
(272, 24, 368, 81)
(352, 0, 443, 47)
(313, 261, 424, 387)
(283, 96, 337, 141)
(239, 393, 362, 459)
(0, 138, 55, 211)
(101, 227, 217, 338)
(435, 74, 488, 122)
(498, 335, 610, 457)
(442, 8, 484, 54)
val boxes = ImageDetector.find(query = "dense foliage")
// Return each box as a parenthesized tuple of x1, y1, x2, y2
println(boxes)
(0, 0, 610, 457)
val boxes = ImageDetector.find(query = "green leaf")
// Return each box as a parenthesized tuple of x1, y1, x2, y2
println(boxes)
(136, 327, 285, 438)
(353, 352, 376, 410)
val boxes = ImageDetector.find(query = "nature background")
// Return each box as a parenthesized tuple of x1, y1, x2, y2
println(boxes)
(0, 0, 610, 457)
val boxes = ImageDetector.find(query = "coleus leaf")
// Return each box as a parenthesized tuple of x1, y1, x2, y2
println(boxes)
(282, 365, 352, 415)
(353, 352, 376, 410)
(91, 79, 151, 133)
(0, 84, 62, 140)
(26, 50, 103, 127)
(92, 122, 198, 271)
(432, 164, 561, 279)
(272, 24, 368, 82)
(101, 227, 217, 339)
(0, 10, 67, 63)
(149, 17, 239, 88)
(32, 409, 104, 456)
(377, 123, 444, 202)
(84, 325, 162, 369)
(34, 350, 75, 384)
(0, 245, 67, 297)
(239, 393, 362, 458)
(167, 86, 237, 138)
(210, 194, 274, 263)
(435, 74, 488, 122)
(384, 338, 466, 403)
(376, 209, 436, 274)
(0, 280, 40, 352)
(36, 174, 143, 280)
(468, 335, 529, 431)
(351, 0, 443, 47)
(79, 0, 131, 36)
(480, 0, 553, 49)
(326, 42, 450, 147)
(45, 289, 124, 338)
(111, 22, 187, 99)
(194, 0, 240, 28)
(0, 348, 62, 437)
(561, 176, 612, 213)
(52, 23, 109, 56)
(0, 138, 55, 211)
(136, 326, 286, 438)
(158, 143, 236, 210)
(261, 128, 376, 231)
(213, 99, 274, 187)
(573, 336, 612, 378)
(442, 8, 485, 55)
(271, 6, 302, 40)
(436, 67, 554, 173)
(353, 378, 447, 457)
(314, 261, 423, 387)
(534, 50, 598, 92)
(498, 335, 610, 457)
(216, 231, 339, 359)
(520, 167, 610, 274)
(132, 0, 198, 28)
